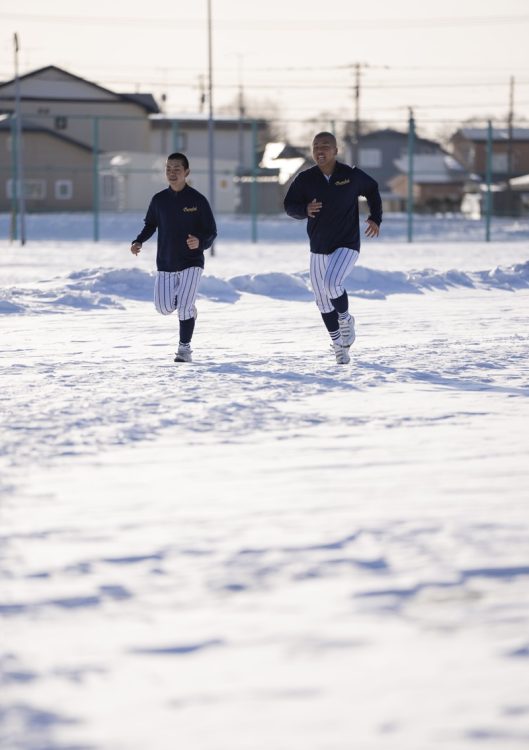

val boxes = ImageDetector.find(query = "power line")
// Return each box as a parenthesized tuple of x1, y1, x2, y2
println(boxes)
(2, 11, 529, 30)
(54, 76, 528, 91)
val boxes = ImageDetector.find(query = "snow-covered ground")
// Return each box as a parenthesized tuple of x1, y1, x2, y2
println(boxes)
(1, 214, 529, 750)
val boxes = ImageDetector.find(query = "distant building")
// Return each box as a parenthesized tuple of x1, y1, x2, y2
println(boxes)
(509, 173, 529, 215)
(0, 65, 159, 152)
(0, 65, 159, 213)
(0, 116, 94, 212)
(356, 129, 443, 211)
(99, 152, 240, 214)
(389, 153, 469, 213)
(233, 142, 308, 214)
(0, 65, 271, 213)
(450, 127, 529, 181)
(148, 115, 271, 213)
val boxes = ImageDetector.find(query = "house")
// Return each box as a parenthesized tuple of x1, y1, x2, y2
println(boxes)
(450, 127, 529, 181)
(149, 114, 269, 166)
(0, 65, 159, 212)
(147, 114, 271, 212)
(0, 65, 159, 152)
(509, 173, 529, 215)
(0, 116, 94, 211)
(277, 129, 447, 214)
(99, 152, 240, 214)
(356, 129, 444, 211)
(389, 153, 468, 212)
(232, 142, 308, 214)
(0, 65, 272, 213)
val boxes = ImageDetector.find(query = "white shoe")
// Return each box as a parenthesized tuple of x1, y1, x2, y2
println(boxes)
(174, 343, 192, 363)
(339, 314, 356, 348)
(332, 343, 350, 365)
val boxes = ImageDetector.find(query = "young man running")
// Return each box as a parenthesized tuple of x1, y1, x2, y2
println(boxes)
(284, 132, 382, 364)
(130, 153, 217, 362)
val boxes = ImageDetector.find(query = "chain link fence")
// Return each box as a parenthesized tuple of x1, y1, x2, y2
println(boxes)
(2, 112, 529, 243)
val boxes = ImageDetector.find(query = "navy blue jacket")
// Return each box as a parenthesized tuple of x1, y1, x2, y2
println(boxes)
(133, 185, 217, 272)
(284, 162, 382, 254)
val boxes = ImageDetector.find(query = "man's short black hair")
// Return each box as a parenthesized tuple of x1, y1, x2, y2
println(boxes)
(167, 152, 189, 169)
(312, 132, 337, 145)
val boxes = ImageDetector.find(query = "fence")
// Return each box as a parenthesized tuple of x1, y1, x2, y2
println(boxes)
(2, 111, 528, 244)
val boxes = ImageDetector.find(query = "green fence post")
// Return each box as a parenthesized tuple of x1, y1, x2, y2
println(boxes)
(485, 120, 493, 242)
(407, 108, 415, 243)
(92, 116, 100, 242)
(251, 119, 258, 243)
(10, 115, 18, 242)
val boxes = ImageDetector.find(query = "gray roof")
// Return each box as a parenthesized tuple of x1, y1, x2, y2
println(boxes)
(150, 113, 267, 127)
(0, 117, 95, 151)
(0, 65, 160, 114)
(360, 128, 442, 150)
(457, 127, 529, 142)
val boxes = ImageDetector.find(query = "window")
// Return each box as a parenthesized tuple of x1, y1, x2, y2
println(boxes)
(55, 180, 73, 200)
(359, 148, 382, 168)
(492, 153, 508, 172)
(102, 174, 116, 199)
(55, 116, 68, 130)
(6, 179, 46, 200)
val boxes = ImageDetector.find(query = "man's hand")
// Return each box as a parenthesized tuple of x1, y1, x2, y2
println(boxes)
(307, 198, 322, 218)
(365, 219, 380, 238)
(187, 234, 200, 250)
(130, 241, 142, 255)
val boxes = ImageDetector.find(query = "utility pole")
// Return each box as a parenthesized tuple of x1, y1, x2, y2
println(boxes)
(237, 55, 246, 169)
(207, 0, 215, 255)
(198, 75, 206, 113)
(353, 62, 361, 166)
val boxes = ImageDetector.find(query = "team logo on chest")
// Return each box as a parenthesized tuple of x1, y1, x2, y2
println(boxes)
(183, 206, 198, 212)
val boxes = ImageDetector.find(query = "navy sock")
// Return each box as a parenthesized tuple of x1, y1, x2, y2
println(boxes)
(320, 310, 339, 332)
(179, 317, 195, 345)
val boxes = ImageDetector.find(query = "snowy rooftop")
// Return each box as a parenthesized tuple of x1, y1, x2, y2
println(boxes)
(393, 153, 467, 183)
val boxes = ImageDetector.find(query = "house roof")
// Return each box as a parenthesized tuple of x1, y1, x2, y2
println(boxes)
(275, 144, 307, 159)
(455, 127, 529, 142)
(393, 153, 467, 183)
(360, 128, 442, 150)
(510, 173, 529, 189)
(0, 116, 95, 152)
(0, 65, 159, 114)
(149, 113, 268, 128)
(260, 142, 306, 185)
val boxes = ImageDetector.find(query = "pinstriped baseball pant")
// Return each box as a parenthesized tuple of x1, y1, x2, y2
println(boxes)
(309, 247, 359, 313)
(154, 267, 203, 319)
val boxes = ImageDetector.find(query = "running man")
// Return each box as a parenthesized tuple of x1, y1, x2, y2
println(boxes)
(130, 153, 217, 362)
(284, 132, 382, 364)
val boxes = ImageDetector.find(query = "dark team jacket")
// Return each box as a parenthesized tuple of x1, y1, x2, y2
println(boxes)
(133, 184, 217, 272)
(283, 162, 382, 254)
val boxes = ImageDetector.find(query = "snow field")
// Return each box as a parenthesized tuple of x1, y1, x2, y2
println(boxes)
(1, 218, 529, 749)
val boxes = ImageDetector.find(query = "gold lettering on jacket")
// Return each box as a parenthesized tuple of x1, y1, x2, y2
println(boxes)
(183, 206, 198, 212)
(335, 179, 350, 186)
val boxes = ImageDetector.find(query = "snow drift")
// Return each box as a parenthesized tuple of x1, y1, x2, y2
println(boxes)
(1, 261, 528, 314)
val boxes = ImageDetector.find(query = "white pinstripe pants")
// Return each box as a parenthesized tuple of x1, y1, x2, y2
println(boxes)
(309, 247, 359, 313)
(154, 267, 203, 320)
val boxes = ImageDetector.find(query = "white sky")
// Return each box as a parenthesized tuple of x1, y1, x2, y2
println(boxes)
(1, 0, 529, 141)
